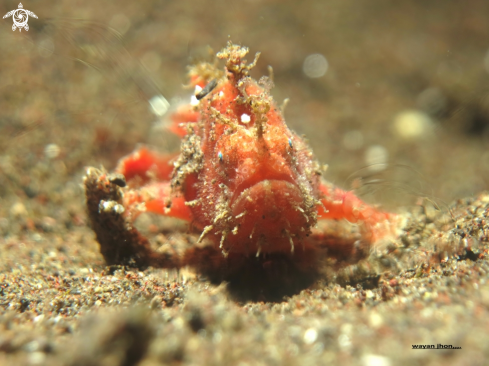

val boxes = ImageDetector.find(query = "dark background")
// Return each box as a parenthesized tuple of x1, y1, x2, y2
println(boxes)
(2, 0, 489, 214)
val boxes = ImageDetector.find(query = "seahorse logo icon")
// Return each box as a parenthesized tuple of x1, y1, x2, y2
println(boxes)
(3, 3, 38, 32)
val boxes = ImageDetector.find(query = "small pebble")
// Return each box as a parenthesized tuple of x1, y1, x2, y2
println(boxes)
(361, 354, 391, 366)
(303, 54, 328, 78)
(44, 144, 60, 159)
(303, 328, 318, 344)
(10, 202, 27, 218)
(28, 351, 46, 365)
(393, 109, 433, 140)
(149, 95, 170, 116)
(364, 145, 388, 172)
(368, 312, 384, 328)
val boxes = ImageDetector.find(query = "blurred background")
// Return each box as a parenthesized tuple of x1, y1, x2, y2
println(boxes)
(1, 0, 489, 224)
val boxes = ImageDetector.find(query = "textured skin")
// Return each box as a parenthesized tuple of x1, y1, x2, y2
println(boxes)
(84, 43, 397, 299)
(172, 63, 323, 256)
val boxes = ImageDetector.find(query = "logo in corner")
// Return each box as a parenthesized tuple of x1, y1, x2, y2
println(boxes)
(3, 3, 37, 32)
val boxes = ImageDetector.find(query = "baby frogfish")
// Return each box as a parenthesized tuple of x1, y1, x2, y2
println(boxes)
(84, 42, 399, 300)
